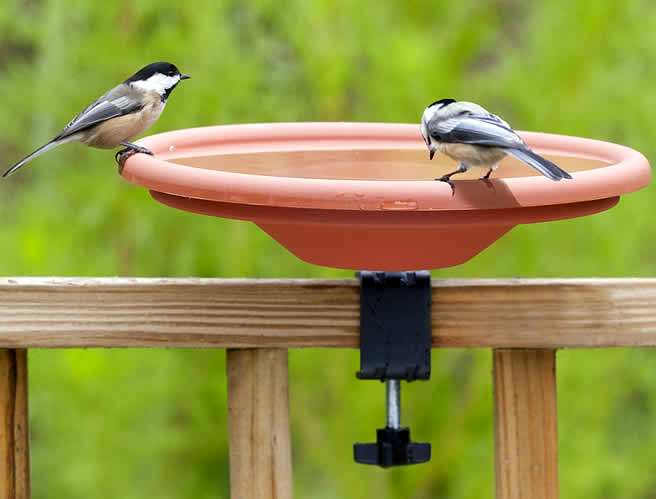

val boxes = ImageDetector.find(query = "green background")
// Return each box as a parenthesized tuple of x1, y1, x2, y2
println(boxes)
(1, 0, 655, 497)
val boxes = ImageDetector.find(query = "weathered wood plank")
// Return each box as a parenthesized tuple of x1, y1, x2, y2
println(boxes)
(494, 349, 558, 499)
(0, 277, 655, 348)
(227, 349, 293, 499)
(0, 350, 30, 499)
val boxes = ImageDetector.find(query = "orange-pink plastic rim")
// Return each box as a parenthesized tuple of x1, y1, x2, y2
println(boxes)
(122, 122, 651, 212)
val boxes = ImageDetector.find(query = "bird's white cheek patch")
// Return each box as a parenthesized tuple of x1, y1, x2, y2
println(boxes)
(131, 74, 180, 94)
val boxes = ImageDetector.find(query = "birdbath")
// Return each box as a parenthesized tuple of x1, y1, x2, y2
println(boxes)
(121, 122, 651, 467)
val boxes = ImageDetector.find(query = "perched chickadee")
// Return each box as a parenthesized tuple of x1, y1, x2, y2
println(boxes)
(420, 99, 572, 189)
(2, 61, 190, 178)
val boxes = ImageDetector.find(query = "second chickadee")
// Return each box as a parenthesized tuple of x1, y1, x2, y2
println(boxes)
(2, 61, 190, 178)
(420, 99, 572, 189)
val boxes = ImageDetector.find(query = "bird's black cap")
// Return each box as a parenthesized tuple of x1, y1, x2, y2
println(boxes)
(427, 98, 456, 109)
(125, 62, 182, 83)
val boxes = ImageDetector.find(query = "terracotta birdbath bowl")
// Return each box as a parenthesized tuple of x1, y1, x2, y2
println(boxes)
(120, 123, 651, 270)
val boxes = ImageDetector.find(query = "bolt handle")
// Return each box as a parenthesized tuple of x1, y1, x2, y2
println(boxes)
(353, 427, 431, 468)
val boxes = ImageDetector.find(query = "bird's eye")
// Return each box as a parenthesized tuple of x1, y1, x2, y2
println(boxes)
(458, 110, 470, 116)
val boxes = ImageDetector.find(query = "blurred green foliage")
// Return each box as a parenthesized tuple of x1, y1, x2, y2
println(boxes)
(1, 0, 655, 497)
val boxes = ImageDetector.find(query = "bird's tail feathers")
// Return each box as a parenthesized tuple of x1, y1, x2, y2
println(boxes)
(507, 148, 573, 181)
(2, 138, 70, 178)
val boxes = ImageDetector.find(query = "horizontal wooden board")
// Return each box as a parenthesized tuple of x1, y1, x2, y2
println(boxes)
(0, 278, 655, 348)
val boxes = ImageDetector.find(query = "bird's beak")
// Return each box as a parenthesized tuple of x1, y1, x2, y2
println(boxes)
(180, 74, 191, 80)
(429, 149, 436, 160)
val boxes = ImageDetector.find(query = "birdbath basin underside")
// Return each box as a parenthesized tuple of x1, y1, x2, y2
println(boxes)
(121, 123, 650, 270)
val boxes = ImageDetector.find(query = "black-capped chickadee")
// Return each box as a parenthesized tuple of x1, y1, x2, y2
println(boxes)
(2, 61, 190, 178)
(420, 99, 572, 189)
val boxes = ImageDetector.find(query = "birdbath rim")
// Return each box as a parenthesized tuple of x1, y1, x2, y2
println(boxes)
(120, 122, 650, 212)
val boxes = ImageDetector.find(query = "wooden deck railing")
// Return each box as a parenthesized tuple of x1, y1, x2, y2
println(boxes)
(1, 277, 655, 499)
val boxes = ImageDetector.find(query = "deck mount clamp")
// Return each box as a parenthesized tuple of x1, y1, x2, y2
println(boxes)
(353, 271, 432, 468)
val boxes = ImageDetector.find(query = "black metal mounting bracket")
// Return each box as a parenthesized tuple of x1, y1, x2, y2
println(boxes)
(353, 271, 432, 468)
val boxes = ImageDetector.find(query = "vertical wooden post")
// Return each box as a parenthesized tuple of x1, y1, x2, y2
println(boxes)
(227, 349, 293, 499)
(0, 349, 30, 499)
(493, 349, 558, 499)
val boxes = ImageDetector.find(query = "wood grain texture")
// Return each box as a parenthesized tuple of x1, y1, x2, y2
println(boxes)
(494, 349, 558, 499)
(0, 350, 30, 499)
(227, 349, 293, 499)
(0, 277, 655, 348)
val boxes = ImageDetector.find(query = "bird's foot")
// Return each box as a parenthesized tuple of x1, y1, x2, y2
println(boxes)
(130, 144, 153, 156)
(115, 148, 135, 175)
(478, 169, 495, 189)
(115, 145, 153, 174)
(480, 178, 495, 190)
(435, 176, 456, 196)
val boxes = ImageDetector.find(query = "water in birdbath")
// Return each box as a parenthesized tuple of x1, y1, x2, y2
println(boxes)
(169, 148, 609, 181)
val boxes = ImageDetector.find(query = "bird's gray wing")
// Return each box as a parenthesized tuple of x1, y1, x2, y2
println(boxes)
(3, 84, 143, 178)
(428, 114, 525, 149)
(55, 84, 143, 140)
(430, 113, 572, 180)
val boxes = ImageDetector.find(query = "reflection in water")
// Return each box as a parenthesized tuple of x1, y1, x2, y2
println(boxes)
(170, 147, 611, 181)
